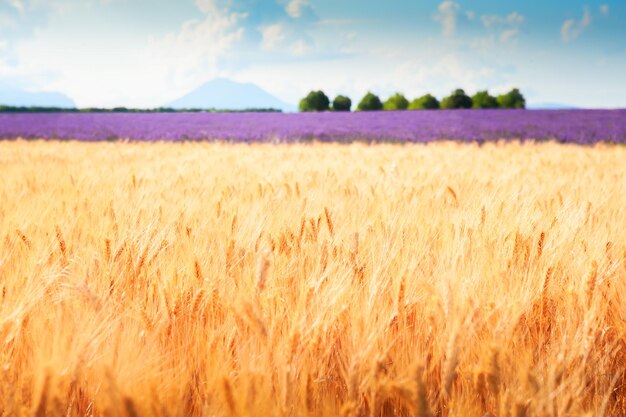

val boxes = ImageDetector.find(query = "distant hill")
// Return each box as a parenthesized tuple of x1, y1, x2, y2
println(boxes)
(167, 78, 295, 112)
(0, 89, 75, 108)
(527, 102, 580, 110)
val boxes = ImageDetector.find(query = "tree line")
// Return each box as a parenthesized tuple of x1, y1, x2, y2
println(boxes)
(299, 88, 526, 112)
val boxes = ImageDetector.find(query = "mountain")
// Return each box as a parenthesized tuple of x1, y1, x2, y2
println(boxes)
(167, 78, 295, 112)
(0, 89, 76, 108)
(527, 102, 580, 110)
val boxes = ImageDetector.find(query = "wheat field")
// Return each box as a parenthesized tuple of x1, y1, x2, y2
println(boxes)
(1, 140, 625, 417)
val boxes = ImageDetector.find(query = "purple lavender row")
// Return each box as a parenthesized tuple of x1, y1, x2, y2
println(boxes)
(0, 109, 624, 144)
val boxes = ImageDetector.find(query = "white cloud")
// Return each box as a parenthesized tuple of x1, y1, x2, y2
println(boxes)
(144, 8, 245, 90)
(286, 0, 309, 18)
(582, 8, 592, 25)
(290, 39, 309, 56)
(316, 19, 352, 27)
(560, 20, 576, 42)
(600, 4, 609, 15)
(5, 0, 115, 15)
(3, 0, 245, 107)
(260, 23, 287, 50)
(481, 15, 496, 28)
(561, 7, 591, 42)
(500, 29, 519, 43)
(469, 35, 496, 52)
(259, 21, 319, 57)
(0, 12, 16, 28)
(506, 12, 525, 26)
(8, 0, 25, 12)
(481, 12, 524, 28)
(434, 1, 460, 36)
(26, 0, 71, 13)
(195, 0, 219, 14)
(480, 12, 524, 43)
(465, 11, 476, 20)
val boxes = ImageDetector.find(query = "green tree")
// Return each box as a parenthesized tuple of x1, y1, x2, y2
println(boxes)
(441, 89, 473, 109)
(332, 95, 352, 112)
(471, 90, 499, 109)
(299, 90, 330, 112)
(408, 94, 440, 110)
(383, 93, 409, 111)
(497, 88, 526, 109)
(357, 92, 383, 111)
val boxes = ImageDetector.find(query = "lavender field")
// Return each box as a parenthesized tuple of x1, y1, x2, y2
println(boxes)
(1, 109, 625, 143)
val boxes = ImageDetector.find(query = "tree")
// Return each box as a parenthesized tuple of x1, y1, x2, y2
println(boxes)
(441, 89, 472, 109)
(332, 95, 352, 112)
(357, 92, 383, 111)
(408, 94, 440, 110)
(299, 90, 330, 112)
(471, 91, 498, 109)
(497, 88, 526, 109)
(383, 93, 409, 111)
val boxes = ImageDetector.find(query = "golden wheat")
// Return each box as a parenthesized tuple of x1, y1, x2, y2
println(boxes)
(0, 140, 624, 416)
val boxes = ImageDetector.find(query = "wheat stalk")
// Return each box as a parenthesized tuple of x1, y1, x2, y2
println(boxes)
(585, 260, 598, 308)
(16, 229, 31, 249)
(442, 330, 459, 399)
(537, 231, 545, 258)
(324, 207, 335, 238)
(222, 376, 237, 416)
(415, 365, 432, 417)
(55, 226, 67, 258)
(34, 373, 51, 417)
(256, 253, 270, 292)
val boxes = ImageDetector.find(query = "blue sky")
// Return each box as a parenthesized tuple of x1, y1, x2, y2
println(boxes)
(0, 0, 624, 108)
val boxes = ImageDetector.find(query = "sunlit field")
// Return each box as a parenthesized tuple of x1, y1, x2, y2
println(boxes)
(1, 140, 625, 417)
